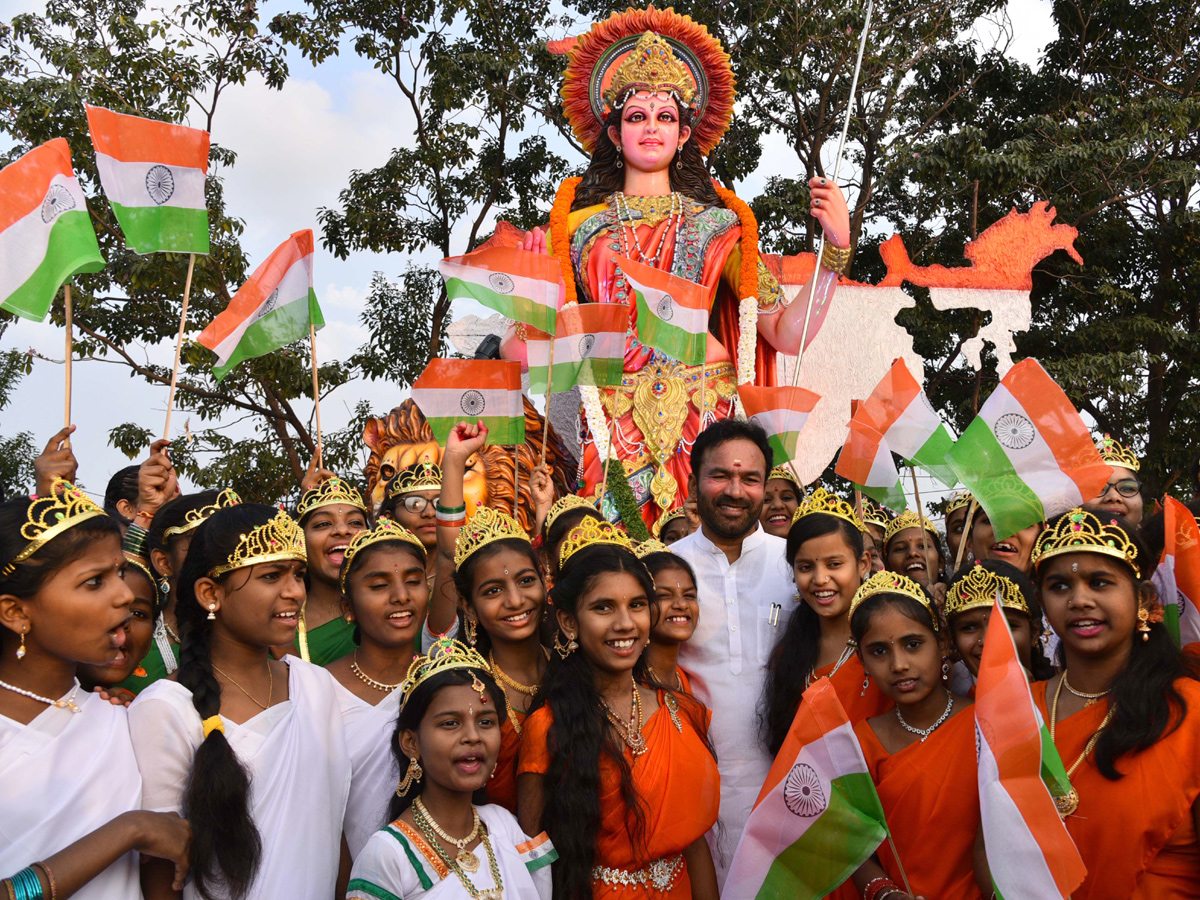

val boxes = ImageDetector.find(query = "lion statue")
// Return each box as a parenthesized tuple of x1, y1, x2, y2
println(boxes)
(363, 398, 574, 533)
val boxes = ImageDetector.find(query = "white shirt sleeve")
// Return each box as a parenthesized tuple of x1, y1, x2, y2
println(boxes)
(127, 686, 201, 814)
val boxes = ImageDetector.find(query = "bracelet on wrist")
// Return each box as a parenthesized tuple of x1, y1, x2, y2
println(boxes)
(31, 864, 55, 900)
(434, 502, 466, 515)
(862, 877, 902, 900)
(7, 867, 43, 900)
(819, 240, 853, 275)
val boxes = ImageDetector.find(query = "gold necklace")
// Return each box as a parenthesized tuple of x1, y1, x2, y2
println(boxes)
(488, 652, 538, 696)
(412, 801, 503, 899)
(1048, 675, 1116, 818)
(413, 797, 482, 873)
(646, 664, 683, 692)
(601, 683, 647, 756)
(212, 662, 272, 710)
(1062, 673, 1111, 706)
(351, 650, 405, 693)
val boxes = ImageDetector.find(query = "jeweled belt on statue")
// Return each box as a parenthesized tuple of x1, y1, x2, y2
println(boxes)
(592, 854, 684, 891)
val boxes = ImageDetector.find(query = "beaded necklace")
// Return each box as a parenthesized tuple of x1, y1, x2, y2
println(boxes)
(613, 191, 683, 267)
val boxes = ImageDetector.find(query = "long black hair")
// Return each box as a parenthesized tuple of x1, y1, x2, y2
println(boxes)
(760, 514, 865, 757)
(103, 465, 140, 523)
(573, 104, 720, 210)
(452, 538, 546, 658)
(532, 543, 657, 899)
(175, 504, 279, 899)
(640, 549, 698, 590)
(1035, 512, 1197, 779)
(387, 667, 507, 821)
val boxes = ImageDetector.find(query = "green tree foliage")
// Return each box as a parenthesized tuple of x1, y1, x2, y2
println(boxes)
(0, 322, 36, 498)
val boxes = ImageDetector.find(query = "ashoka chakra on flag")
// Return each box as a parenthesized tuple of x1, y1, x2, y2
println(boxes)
(579, 333, 596, 357)
(40, 185, 76, 223)
(783, 763, 828, 817)
(488, 272, 515, 294)
(461, 390, 487, 416)
(656, 295, 674, 321)
(145, 164, 175, 205)
(994, 412, 1035, 450)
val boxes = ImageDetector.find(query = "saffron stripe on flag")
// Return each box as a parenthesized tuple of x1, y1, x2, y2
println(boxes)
(85, 105, 211, 169)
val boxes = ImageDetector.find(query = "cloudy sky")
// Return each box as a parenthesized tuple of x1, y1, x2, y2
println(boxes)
(2, 0, 1055, 498)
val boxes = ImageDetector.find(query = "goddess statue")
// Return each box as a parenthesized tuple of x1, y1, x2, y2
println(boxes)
(504, 7, 850, 531)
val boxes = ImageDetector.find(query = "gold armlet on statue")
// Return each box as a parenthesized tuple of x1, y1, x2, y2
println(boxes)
(819, 241, 852, 275)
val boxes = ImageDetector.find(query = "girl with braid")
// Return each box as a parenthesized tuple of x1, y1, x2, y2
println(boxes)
(128, 504, 352, 899)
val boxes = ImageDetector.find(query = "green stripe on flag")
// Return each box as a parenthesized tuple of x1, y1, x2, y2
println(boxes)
(110, 202, 210, 255)
(1165, 603, 1182, 647)
(444, 276, 555, 334)
(211, 289, 320, 382)
(911, 427, 957, 488)
(758, 772, 888, 900)
(1038, 723, 1073, 801)
(425, 415, 524, 447)
(856, 479, 907, 513)
(946, 417, 1045, 538)
(635, 292, 705, 366)
(580, 356, 624, 388)
(1, 210, 104, 321)
(766, 432, 804, 467)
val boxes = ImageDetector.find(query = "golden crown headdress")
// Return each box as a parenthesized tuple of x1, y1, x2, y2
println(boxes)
(604, 31, 696, 108)
(790, 487, 866, 533)
(454, 506, 529, 570)
(768, 465, 801, 489)
(859, 496, 891, 529)
(944, 563, 1030, 618)
(1096, 434, 1140, 473)
(884, 509, 940, 546)
(164, 488, 242, 538)
(1031, 508, 1141, 579)
(2, 480, 106, 577)
(399, 637, 493, 710)
(209, 509, 307, 578)
(123, 552, 156, 588)
(340, 520, 427, 592)
(848, 570, 938, 630)
(634, 539, 671, 559)
(652, 506, 686, 538)
(559, 517, 635, 567)
(387, 461, 443, 498)
(945, 490, 974, 516)
(545, 493, 600, 532)
(297, 477, 367, 519)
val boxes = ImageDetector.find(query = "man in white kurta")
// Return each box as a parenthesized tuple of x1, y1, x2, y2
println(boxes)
(671, 419, 796, 886)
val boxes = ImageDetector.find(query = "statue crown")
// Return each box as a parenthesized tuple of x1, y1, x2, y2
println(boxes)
(1032, 508, 1141, 579)
(604, 31, 696, 109)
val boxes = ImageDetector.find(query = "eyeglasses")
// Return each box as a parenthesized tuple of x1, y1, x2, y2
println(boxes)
(397, 495, 440, 514)
(1099, 479, 1141, 498)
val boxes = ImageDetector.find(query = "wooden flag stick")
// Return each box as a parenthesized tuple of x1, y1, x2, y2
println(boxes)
(162, 253, 196, 440)
(854, 487, 863, 519)
(63, 283, 74, 443)
(310, 325, 323, 469)
(952, 497, 978, 576)
(541, 335, 555, 464)
(885, 832, 916, 899)
(909, 466, 937, 589)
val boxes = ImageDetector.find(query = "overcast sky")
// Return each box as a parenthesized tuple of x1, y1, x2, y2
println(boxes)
(2, 0, 1055, 501)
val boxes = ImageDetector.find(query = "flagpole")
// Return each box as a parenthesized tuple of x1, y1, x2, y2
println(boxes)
(885, 833, 916, 898)
(541, 336, 555, 465)
(909, 466, 936, 589)
(310, 325, 323, 469)
(63, 283, 73, 446)
(163, 252, 196, 440)
(791, 0, 875, 387)
(952, 498, 977, 576)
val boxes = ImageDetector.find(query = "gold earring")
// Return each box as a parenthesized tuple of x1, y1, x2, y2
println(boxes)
(396, 757, 423, 796)
(16, 629, 26, 660)
(553, 630, 577, 659)
(207, 603, 217, 621)
(1138, 605, 1152, 642)
(464, 617, 478, 646)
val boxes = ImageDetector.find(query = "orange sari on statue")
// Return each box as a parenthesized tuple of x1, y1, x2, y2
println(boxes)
(519, 690, 720, 898)
(1033, 679, 1200, 899)
(854, 706, 984, 900)
(485, 712, 525, 813)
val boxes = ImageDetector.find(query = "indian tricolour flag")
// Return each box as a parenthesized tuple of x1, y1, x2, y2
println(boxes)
(412, 359, 525, 446)
(858, 358, 957, 487)
(977, 594, 1086, 899)
(725, 678, 888, 900)
(197, 230, 323, 382)
(0, 138, 104, 321)
(737, 384, 821, 466)
(618, 255, 710, 366)
(835, 419, 907, 512)
(439, 245, 561, 335)
(946, 359, 1111, 539)
(527, 302, 627, 393)
(85, 105, 210, 255)
(1151, 497, 1200, 649)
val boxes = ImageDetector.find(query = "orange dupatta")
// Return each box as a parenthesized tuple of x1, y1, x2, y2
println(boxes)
(485, 712, 525, 813)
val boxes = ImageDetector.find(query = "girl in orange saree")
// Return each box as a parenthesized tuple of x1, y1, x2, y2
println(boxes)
(1029, 509, 1200, 900)
(517, 521, 720, 899)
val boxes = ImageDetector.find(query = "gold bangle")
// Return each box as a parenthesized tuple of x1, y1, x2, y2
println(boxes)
(33, 862, 57, 900)
(819, 241, 852, 275)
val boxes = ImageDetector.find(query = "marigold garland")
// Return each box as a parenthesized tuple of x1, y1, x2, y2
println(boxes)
(713, 184, 760, 304)
(549, 177, 583, 309)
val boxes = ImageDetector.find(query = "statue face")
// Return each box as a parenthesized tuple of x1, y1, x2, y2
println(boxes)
(608, 92, 691, 176)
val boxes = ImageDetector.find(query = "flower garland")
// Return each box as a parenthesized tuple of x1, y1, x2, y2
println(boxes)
(581, 384, 610, 460)
(548, 177, 583, 309)
(714, 184, 762, 389)
(606, 457, 651, 543)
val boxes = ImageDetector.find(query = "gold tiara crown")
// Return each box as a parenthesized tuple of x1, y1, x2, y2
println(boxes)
(945, 490, 974, 516)
(297, 477, 367, 519)
(2, 480, 106, 577)
(559, 517, 635, 567)
(164, 488, 242, 538)
(944, 563, 1030, 618)
(545, 494, 599, 532)
(604, 31, 696, 109)
(388, 461, 443, 498)
(1031, 508, 1141, 579)
(768, 465, 800, 488)
(859, 496, 891, 529)
(340, 520, 427, 592)
(652, 506, 686, 537)
(848, 570, 938, 630)
(634, 538, 671, 558)
(399, 636, 492, 710)
(454, 505, 529, 570)
(791, 487, 866, 533)
(1096, 434, 1140, 472)
(884, 509, 940, 546)
(209, 509, 307, 578)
